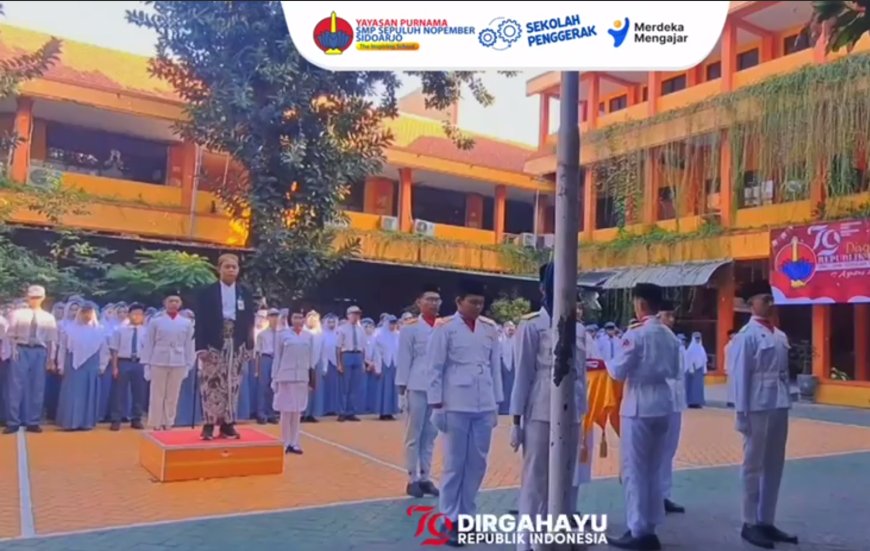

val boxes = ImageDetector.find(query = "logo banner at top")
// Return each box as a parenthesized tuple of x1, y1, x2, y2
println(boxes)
(282, 1, 730, 71)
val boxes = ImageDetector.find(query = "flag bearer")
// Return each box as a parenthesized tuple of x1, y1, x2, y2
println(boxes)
(141, 295, 195, 430)
(605, 283, 680, 550)
(397, 284, 443, 499)
(109, 303, 148, 431)
(255, 309, 282, 425)
(4, 285, 57, 434)
(729, 280, 798, 549)
(428, 279, 503, 547)
(511, 264, 586, 551)
(272, 310, 317, 454)
(657, 300, 687, 515)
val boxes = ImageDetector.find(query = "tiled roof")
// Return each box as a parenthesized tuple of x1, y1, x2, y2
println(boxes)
(0, 24, 180, 102)
(0, 23, 534, 173)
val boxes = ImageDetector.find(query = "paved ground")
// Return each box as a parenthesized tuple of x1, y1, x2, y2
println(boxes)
(0, 385, 868, 550)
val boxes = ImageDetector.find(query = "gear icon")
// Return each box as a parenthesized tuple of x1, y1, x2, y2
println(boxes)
(478, 28, 498, 48)
(497, 19, 522, 45)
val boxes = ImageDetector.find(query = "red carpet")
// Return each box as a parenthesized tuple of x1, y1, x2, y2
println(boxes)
(149, 428, 278, 447)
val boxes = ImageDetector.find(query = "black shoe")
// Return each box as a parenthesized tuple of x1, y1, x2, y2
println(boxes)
(220, 424, 240, 439)
(741, 524, 775, 549)
(268, 417, 279, 424)
(664, 499, 685, 514)
(508, 509, 519, 515)
(609, 530, 661, 550)
(3, 426, 19, 435)
(308, 416, 318, 423)
(446, 525, 464, 548)
(760, 524, 798, 544)
(337, 416, 346, 422)
(384, 415, 396, 420)
(406, 481, 425, 498)
(419, 480, 440, 497)
(110, 422, 121, 432)
(26, 425, 42, 434)
(131, 420, 144, 430)
(300, 416, 311, 424)
(285, 445, 303, 455)
(257, 418, 267, 425)
(347, 415, 361, 422)
(200, 424, 214, 441)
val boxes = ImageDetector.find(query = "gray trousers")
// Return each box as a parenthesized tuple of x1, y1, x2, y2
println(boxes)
(404, 390, 437, 482)
(741, 408, 789, 525)
(7, 346, 47, 428)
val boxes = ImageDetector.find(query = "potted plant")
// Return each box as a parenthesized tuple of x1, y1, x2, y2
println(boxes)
(792, 340, 818, 402)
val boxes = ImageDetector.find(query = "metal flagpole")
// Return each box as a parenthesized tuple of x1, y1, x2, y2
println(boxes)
(546, 71, 581, 550)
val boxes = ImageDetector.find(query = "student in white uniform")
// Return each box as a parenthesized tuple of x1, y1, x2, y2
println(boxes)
(597, 322, 620, 361)
(428, 279, 503, 547)
(109, 303, 148, 431)
(397, 284, 443, 499)
(255, 309, 282, 425)
(372, 315, 400, 420)
(729, 280, 798, 549)
(724, 329, 738, 408)
(570, 299, 603, 507)
(605, 283, 680, 550)
(511, 264, 586, 551)
(336, 305, 367, 422)
(657, 300, 687, 515)
(498, 321, 516, 415)
(3, 285, 57, 434)
(272, 311, 317, 454)
(141, 295, 195, 430)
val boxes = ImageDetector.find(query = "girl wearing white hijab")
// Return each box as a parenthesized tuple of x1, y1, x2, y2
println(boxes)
(56, 301, 109, 430)
(684, 331, 708, 408)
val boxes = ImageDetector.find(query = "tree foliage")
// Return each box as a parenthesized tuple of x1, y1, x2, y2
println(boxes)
(126, 1, 515, 302)
(103, 249, 216, 304)
(810, 0, 870, 52)
(488, 295, 531, 325)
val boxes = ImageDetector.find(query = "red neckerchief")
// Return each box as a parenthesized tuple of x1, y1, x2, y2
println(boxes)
(462, 316, 476, 332)
(422, 314, 437, 327)
(168, 312, 178, 320)
(293, 328, 303, 335)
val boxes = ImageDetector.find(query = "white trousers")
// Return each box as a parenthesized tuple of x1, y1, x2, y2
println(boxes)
(568, 426, 596, 510)
(741, 408, 789, 525)
(517, 420, 579, 551)
(438, 410, 496, 522)
(281, 411, 301, 448)
(147, 366, 187, 429)
(620, 415, 670, 538)
(404, 390, 437, 482)
(661, 411, 683, 499)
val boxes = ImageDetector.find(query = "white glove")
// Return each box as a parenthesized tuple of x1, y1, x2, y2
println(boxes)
(735, 413, 750, 436)
(431, 410, 447, 433)
(399, 393, 408, 414)
(144, 365, 151, 382)
(510, 424, 523, 452)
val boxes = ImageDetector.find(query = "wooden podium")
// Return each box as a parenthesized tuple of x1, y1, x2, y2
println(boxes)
(139, 427, 285, 482)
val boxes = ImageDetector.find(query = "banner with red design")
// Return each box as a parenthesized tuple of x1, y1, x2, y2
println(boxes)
(770, 219, 870, 305)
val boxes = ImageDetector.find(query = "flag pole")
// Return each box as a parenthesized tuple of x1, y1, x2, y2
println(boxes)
(545, 70, 581, 551)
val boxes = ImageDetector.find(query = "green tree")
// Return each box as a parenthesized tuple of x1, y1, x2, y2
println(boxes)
(810, 0, 870, 52)
(126, 1, 515, 302)
(103, 249, 217, 305)
(488, 295, 532, 325)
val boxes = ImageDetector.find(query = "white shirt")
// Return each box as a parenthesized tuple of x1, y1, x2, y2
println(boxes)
(427, 314, 504, 413)
(605, 316, 681, 418)
(110, 323, 148, 359)
(140, 314, 195, 368)
(255, 326, 282, 356)
(2, 308, 58, 360)
(273, 328, 317, 383)
(396, 315, 439, 392)
(728, 317, 791, 413)
(221, 281, 237, 321)
(500, 334, 515, 371)
(336, 322, 366, 353)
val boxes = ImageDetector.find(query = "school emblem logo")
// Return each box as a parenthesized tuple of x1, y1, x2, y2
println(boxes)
(313, 11, 354, 55)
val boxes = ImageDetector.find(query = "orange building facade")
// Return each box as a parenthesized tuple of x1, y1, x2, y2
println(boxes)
(0, 23, 553, 281)
(525, 1, 870, 408)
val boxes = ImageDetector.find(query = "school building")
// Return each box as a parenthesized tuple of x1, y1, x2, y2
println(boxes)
(0, 23, 547, 314)
(525, 1, 870, 408)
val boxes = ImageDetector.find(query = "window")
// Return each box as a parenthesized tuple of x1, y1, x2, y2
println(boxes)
(642, 86, 648, 102)
(598, 102, 606, 115)
(608, 95, 628, 112)
(705, 62, 721, 81)
(42, 122, 169, 185)
(737, 48, 759, 70)
(341, 180, 366, 212)
(661, 75, 687, 95)
(784, 29, 810, 55)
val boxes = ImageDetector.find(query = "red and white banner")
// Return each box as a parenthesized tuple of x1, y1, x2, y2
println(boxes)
(770, 219, 870, 305)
